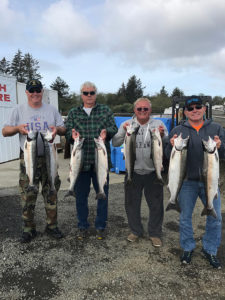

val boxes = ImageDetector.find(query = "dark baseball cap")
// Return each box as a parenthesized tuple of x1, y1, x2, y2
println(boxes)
(185, 96, 202, 107)
(26, 79, 43, 91)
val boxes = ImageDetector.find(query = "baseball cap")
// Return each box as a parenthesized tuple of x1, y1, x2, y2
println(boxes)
(26, 79, 43, 91)
(185, 96, 202, 107)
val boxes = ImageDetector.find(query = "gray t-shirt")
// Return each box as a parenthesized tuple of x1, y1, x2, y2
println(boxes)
(112, 116, 168, 175)
(4, 103, 64, 156)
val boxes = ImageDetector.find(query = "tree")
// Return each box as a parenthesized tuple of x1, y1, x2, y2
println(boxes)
(50, 76, 70, 98)
(23, 53, 41, 82)
(171, 87, 184, 98)
(125, 75, 145, 103)
(159, 86, 169, 97)
(10, 49, 25, 82)
(0, 57, 10, 74)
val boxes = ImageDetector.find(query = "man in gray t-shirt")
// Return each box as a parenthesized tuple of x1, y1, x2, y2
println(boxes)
(112, 98, 168, 247)
(2, 79, 66, 243)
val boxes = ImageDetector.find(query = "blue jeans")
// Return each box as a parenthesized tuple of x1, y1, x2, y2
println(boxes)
(74, 168, 109, 230)
(178, 180, 222, 255)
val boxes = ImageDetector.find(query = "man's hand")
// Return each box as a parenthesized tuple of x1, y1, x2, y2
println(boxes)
(214, 135, 222, 149)
(49, 126, 57, 140)
(158, 125, 165, 137)
(17, 124, 29, 135)
(170, 134, 178, 147)
(123, 122, 130, 131)
(100, 129, 107, 141)
(72, 129, 80, 140)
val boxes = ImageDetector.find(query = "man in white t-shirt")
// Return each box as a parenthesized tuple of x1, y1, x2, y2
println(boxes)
(2, 79, 66, 243)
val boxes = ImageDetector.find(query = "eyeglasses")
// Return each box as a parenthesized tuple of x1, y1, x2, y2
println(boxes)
(29, 88, 42, 93)
(186, 105, 203, 112)
(136, 107, 149, 112)
(82, 91, 96, 96)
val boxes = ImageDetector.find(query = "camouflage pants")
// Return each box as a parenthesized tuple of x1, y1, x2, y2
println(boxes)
(19, 153, 61, 233)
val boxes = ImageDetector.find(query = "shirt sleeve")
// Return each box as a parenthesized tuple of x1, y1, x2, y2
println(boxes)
(104, 108, 118, 140)
(3, 107, 19, 127)
(112, 121, 127, 147)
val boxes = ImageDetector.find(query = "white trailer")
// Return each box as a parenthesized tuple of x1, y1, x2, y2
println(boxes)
(0, 74, 60, 163)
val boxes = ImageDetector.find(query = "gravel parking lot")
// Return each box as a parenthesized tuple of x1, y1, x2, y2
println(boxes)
(0, 165, 225, 299)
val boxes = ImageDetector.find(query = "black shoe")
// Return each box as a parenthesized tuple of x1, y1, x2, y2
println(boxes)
(201, 248, 222, 269)
(180, 250, 193, 264)
(45, 227, 63, 239)
(96, 229, 105, 240)
(77, 228, 87, 240)
(21, 229, 37, 243)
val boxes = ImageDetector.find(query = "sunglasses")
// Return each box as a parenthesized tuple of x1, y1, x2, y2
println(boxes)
(186, 105, 203, 112)
(29, 88, 42, 93)
(82, 91, 96, 96)
(136, 107, 149, 112)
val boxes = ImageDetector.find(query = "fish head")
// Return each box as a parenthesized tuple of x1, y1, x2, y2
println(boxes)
(174, 134, 189, 151)
(126, 124, 140, 136)
(202, 136, 217, 153)
(27, 130, 38, 141)
(42, 130, 53, 142)
(94, 136, 105, 149)
(151, 128, 161, 140)
(74, 137, 85, 149)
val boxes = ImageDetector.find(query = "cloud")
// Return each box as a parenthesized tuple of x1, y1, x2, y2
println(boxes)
(38, 0, 99, 55)
(0, 0, 25, 42)
(101, 0, 225, 69)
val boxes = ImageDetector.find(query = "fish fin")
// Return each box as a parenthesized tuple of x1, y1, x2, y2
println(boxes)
(201, 207, 217, 218)
(166, 202, 181, 212)
(96, 193, 106, 200)
(64, 190, 76, 198)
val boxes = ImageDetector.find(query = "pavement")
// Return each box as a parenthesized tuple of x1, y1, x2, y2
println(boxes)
(0, 152, 124, 190)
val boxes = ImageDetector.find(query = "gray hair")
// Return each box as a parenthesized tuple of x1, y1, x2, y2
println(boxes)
(80, 81, 97, 93)
(133, 97, 152, 108)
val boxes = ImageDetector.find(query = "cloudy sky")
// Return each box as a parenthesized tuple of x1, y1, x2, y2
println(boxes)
(1, 0, 225, 97)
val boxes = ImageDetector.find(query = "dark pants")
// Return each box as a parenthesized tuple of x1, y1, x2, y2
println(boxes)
(74, 168, 109, 230)
(124, 172, 164, 237)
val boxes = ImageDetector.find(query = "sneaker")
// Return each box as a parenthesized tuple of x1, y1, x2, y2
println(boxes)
(96, 229, 105, 240)
(201, 248, 222, 269)
(127, 233, 139, 242)
(77, 228, 87, 240)
(180, 250, 193, 264)
(45, 227, 63, 239)
(21, 229, 37, 243)
(150, 237, 162, 247)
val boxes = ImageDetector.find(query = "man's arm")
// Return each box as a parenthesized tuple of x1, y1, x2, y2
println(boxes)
(104, 108, 118, 140)
(2, 124, 28, 137)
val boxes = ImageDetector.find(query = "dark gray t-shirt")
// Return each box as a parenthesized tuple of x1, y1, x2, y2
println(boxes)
(4, 103, 64, 155)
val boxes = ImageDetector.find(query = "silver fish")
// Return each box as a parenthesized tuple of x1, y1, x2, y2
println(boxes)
(124, 124, 139, 184)
(202, 137, 219, 218)
(94, 136, 108, 200)
(24, 130, 38, 192)
(41, 130, 58, 194)
(166, 134, 189, 212)
(65, 137, 84, 198)
(151, 128, 164, 184)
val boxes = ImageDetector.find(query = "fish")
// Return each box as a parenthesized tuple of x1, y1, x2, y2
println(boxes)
(201, 136, 219, 218)
(41, 130, 58, 194)
(23, 130, 38, 192)
(124, 123, 140, 184)
(94, 136, 108, 199)
(65, 137, 84, 198)
(166, 134, 189, 212)
(151, 128, 164, 184)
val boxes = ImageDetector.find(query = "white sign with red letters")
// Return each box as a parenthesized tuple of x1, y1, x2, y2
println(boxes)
(0, 75, 17, 107)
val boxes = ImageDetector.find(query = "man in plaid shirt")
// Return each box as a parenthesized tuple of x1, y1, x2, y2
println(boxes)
(66, 81, 117, 240)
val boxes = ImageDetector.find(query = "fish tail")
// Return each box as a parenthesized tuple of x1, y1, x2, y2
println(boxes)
(201, 207, 217, 219)
(96, 193, 106, 200)
(64, 190, 76, 199)
(27, 185, 38, 193)
(166, 202, 181, 212)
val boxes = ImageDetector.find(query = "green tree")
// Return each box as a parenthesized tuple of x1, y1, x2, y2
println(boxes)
(10, 49, 25, 82)
(0, 57, 10, 74)
(125, 75, 145, 103)
(171, 87, 184, 98)
(23, 53, 41, 81)
(159, 86, 169, 97)
(50, 76, 70, 98)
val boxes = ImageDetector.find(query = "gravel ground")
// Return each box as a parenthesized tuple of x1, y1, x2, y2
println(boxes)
(0, 168, 225, 299)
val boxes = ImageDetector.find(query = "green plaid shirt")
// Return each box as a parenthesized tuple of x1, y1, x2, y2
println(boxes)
(66, 103, 118, 171)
